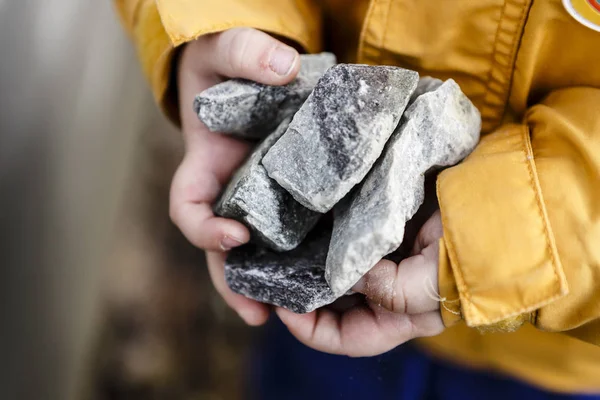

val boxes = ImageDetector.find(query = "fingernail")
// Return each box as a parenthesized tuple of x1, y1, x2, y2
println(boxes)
(220, 235, 244, 251)
(269, 46, 297, 76)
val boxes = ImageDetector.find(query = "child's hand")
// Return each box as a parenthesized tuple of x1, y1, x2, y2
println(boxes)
(276, 211, 446, 356)
(171, 28, 301, 325)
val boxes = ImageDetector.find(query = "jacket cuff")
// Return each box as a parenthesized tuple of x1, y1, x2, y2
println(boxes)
(437, 123, 568, 328)
(156, 0, 322, 52)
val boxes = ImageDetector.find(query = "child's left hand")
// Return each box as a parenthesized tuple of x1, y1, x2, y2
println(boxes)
(276, 211, 446, 357)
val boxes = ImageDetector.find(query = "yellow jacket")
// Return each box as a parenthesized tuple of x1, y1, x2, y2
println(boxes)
(114, 0, 600, 393)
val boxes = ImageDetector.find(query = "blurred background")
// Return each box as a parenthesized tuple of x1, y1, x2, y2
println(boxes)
(0, 1, 251, 398)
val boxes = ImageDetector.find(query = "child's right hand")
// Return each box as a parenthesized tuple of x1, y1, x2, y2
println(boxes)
(171, 28, 301, 325)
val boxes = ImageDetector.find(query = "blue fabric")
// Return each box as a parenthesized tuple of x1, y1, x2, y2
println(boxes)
(248, 317, 600, 400)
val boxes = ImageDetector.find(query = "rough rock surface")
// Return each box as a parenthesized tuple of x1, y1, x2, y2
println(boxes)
(326, 79, 481, 296)
(262, 64, 419, 213)
(225, 228, 336, 313)
(410, 76, 443, 104)
(214, 118, 320, 252)
(194, 53, 336, 139)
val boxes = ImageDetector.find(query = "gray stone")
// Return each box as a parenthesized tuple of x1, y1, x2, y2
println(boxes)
(409, 77, 443, 104)
(194, 52, 337, 139)
(262, 64, 419, 213)
(326, 79, 481, 296)
(225, 228, 336, 313)
(214, 118, 320, 252)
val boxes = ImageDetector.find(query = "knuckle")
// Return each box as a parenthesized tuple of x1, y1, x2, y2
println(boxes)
(226, 27, 254, 73)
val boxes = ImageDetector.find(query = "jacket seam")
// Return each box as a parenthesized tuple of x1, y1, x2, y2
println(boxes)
(520, 123, 568, 308)
(357, 0, 378, 63)
(481, 0, 532, 132)
(521, 125, 556, 276)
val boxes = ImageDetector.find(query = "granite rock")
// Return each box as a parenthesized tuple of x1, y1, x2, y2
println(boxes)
(262, 64, 419, 213)
(326, 79, 481, 296)
(194, 52, 336, 139)
(225, 228, 336, 313)
(214, 118, 320, 252)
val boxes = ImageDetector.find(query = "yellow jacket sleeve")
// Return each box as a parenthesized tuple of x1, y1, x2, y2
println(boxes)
(113, 0, 323, 124)
(437, 87, 600, 346)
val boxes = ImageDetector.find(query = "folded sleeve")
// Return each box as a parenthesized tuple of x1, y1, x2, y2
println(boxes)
(113, 0, 323, 124)
(437, 87, 600, 347)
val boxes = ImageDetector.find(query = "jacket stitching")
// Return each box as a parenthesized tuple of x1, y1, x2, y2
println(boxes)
(439, 126, 567, 326)
(357, 0, 378, 63)
(480, 0, 511, 129)
(520, 123, 568, 299)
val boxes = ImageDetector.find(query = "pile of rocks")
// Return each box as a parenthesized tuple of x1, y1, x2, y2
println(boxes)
(195, 53, 481, 313)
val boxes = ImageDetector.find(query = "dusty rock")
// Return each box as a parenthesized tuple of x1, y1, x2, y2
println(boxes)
(409, 76, 443, 104)
(214, 118, 320, 252)
(194, 53, 337, 139)
(225, 228, 336, 313)
(262, 64, 419, 212)
(326, 79, 481, 295)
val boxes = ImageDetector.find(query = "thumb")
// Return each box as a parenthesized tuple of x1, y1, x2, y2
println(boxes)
(204, 27, 300, 85)
(352, 253, 440, 315)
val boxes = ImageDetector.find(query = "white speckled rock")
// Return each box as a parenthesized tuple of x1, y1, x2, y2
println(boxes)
(326, 79, 481, 296)
(194, 53, 336, 139)
(262, 64, 419, 212)
(225, 228, 336, 313)
(214, 118, 320, 252)
(409, 76, 443, 104)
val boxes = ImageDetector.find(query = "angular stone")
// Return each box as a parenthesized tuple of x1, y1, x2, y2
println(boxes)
(326, 79, 481, 296)
(214, 118, 320, 252)
(225, 228, 336, 314)
(262, 64, 419, 213)
(194, 53, 337, 139)
(409, 76, 443, 104)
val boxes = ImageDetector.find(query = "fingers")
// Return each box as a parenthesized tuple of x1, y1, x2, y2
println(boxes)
(171, 201, 249, 251)
(203, 27, 300, 85)
(352, 253, 440, 315)
(276, 305, 444, 357)
(171, 28, 298, 326)
(413, 210, 443, 254)
(178, 27, 299, 136)
(206, 251, 270, 326)
(169, 141, 252, 252)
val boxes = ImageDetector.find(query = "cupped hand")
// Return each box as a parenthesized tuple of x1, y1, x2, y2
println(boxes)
(171, 28, 301, 325)
(276, 211, 446, 356)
